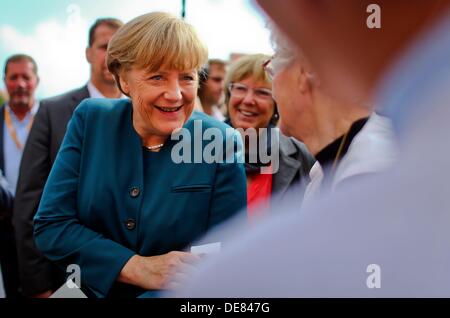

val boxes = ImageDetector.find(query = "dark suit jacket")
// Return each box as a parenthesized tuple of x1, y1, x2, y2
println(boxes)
(0, 104, 5, 172)
(33, 98, 247, 297)
(12, 86, 89, 296)
(0, 104, 21, 298)
(0, 174, 13, 219)
(0, 105, 13, 218)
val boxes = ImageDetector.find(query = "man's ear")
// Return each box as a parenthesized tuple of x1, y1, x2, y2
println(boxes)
(85, 47, 92, 64)
(297, 66, 310, 94)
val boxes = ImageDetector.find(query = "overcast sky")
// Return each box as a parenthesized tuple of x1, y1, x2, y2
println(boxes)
(0, 0, 272, 98)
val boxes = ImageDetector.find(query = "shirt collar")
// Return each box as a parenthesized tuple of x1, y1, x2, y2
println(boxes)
(5, 100, 40, 121)
(315, 117, 369, 168)
(87, 81, 106, 99)
(211, 105, 225, 121)
(87, 81, 127, 99)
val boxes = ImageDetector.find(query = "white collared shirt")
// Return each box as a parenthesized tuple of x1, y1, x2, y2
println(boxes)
(302, 161, 324, 206)
(332, 113, 397, 189)
(87, 81, 127, 99)
(194, 97, 226, 121)
(211, 105, 226, 121)
(87, 81, 105, 99)
(3, 101, 39, 195)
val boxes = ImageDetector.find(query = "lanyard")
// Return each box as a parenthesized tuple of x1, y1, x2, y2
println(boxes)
(4, 107, 34, 150)
(331, 130, 349, 172)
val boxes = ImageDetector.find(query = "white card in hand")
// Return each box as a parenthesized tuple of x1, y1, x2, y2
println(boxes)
(190, 242, 222, 255)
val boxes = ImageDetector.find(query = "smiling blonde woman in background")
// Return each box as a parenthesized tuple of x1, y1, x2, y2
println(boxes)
(33, 12, 247, 298)
(225, 54, 314, 218)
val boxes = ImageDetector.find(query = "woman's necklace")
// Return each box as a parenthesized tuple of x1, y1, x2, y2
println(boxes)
(145, 143, 164, 151)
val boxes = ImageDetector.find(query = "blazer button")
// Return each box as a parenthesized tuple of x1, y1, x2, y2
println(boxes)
(130, 187, 140, 198)
(125, 218, 136, 230)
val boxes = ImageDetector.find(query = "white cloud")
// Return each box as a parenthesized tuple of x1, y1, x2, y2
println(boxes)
(0, 0, 272, 98)
(187, 0, 273, 59)
(0, 12, 90, 98)
(92, 0, 273, 59)
(98, 0, 181, 23)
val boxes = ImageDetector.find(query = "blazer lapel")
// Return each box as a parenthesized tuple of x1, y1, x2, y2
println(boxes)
(272, 134, 302, 195)
(70, 86, 90, 113)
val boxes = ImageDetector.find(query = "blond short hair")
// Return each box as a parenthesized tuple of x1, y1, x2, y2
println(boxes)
(107, 12, 208, 94)
(224, 53, 271, 106)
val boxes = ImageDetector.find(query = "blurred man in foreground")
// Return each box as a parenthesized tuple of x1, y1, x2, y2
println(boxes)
(177, 0, 450, 297)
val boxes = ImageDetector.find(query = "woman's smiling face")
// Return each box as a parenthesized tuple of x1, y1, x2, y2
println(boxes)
(120, 66, 198, 137)
(228, 76, 275, 131)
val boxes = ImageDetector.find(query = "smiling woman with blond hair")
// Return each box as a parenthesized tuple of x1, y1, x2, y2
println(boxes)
(224, 54, 314, 218)
(33, 12, 246, 298)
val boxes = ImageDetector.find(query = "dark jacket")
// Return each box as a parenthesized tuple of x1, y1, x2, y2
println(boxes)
(12, 86, 90, 296)
(0, 104, 21, 298)
(0, 172, 13, 219)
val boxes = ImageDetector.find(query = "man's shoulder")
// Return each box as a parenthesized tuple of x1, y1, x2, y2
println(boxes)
(40, 86, 89, 110)
(74, 98, 130, 117)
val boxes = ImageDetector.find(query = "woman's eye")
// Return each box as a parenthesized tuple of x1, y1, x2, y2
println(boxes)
(182, 75, 195, 81)
(148, 75, 163, 81)
(257, 90, 271, 97)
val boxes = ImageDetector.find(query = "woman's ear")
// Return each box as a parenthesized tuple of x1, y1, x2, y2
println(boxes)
(119, 73, 130, 95)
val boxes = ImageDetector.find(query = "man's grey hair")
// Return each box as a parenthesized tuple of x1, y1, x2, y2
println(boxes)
(267, 21, 298, 64)
(267, 21, 316, 84)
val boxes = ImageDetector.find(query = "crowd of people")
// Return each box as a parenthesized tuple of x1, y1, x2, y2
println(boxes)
(1, 0, 450, 298)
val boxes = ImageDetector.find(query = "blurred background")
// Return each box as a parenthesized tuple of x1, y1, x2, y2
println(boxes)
(0, 0, 272, 99)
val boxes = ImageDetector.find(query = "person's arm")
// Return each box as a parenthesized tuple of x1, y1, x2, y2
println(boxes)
(33, 103, 136, 298)
(12, 103, 56, 297)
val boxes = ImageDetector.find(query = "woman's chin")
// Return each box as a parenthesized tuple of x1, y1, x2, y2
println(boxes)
(234, 121, 257, 131)
(157, 124, 185, 136)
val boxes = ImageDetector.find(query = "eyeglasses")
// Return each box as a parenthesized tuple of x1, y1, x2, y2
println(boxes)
(263, 58, 274, 80)
(228, 83, 273, 101)
(263, 55, 294, 80)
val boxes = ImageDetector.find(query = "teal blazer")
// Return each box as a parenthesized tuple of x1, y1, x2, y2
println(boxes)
(34, 99, 247, 298)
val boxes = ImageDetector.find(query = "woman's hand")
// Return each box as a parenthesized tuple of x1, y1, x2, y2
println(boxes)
(118, 251, 201, 290)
